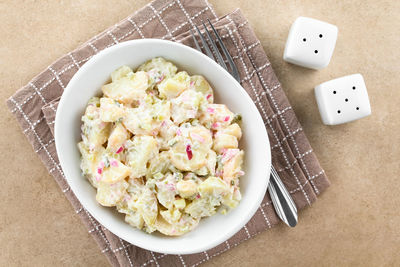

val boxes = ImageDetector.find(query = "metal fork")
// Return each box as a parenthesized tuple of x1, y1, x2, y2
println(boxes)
(191, 19, 298, 227)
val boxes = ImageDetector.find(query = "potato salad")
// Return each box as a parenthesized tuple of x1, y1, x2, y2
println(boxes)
(78, 57, 244, 236)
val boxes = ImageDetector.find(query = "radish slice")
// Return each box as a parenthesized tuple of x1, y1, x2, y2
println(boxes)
(186, 145, 193, 160)
(116, 146, 124, 154)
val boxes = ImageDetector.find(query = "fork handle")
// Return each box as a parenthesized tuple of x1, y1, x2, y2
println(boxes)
(267, 166, 298, 227)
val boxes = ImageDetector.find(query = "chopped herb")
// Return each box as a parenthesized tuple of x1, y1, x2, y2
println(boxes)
(231, 180, 235, 185)
(147, 182, 155, 189)
(174, 172, 183, 180)
(169, 165, 179, 173)
(168, 139, 177, 147)
(191, 119, 199, 125)
(103, 157, 110, 168)
(231, 114, 242, 124)
(154, 172, 164, 180)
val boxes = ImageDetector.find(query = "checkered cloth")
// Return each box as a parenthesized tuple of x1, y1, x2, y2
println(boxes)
(7, 0, 330, 266)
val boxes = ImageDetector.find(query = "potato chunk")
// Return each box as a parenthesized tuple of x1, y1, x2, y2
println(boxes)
(158, 71, 190, 99)
(176, 180, 197, 198)
(126, 136, 158, 178)
(96, 180, 128, 207)
(99, 97, 125, 122)
(107, 123, 129, 153)
(102, 70, 148, 104)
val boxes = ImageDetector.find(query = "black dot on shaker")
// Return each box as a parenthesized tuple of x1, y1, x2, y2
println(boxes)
(345, 98, 349, 102)
(337, 110, 341, 114)
(353, 86, 356, 90)
(314, 50, 318, 54)
(356, 107, 360, 110)
(319, 34, 323, 38)
(333, 91, 337, 94)
(303, 38, 306, 42)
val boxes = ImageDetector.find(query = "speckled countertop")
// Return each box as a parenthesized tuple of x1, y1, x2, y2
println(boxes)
(1, 0, 399, 266)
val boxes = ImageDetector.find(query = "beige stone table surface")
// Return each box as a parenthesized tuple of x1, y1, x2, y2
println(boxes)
(1, 0, 399, 266)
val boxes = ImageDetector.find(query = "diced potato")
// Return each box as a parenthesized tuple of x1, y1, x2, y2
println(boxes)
(96, 180, 128, 207)
(136, 187, 158, 233)
(169, 144, 205, 171)
(81, 103, 111, 147)
(99, 97, 125, 122)
(101, 159, 131, 184)
(137, 57, 177, 79)
(199, 104, 234, 130)
(198, 176, 230, 197)
(173, 71, 191, 85)
(102, 71, 148, 104)
(86, 122, 110, 147)
(84, 98, 101, 120)
(157, 119, 178, 150)
(116, 194, 145, 229)
(116, 194, 135, 214)
(146, 151, 171, 178)
(176, 180, 197, 198)
(111, 65, 133, 82)
(170, 126, 212, 172)
(126, 177, 145, 199)
(78, 142, 105, 188)
(122, 107, 151, 135)
(171, 90, 205, 124)
(87, 97, 100, 108)
(222, 149, 244, 183)
(123, 100, 170, 136)
(174, 198, 186, 210)
(156, 174, 177, 209)
(194, 166, 208, 176)
(158, 79, 186, 99)
(206, 150, 217, 175)
(159, 119, 178, 140)
(189, 125, 213, 147)
(185, 198, 217, 218)
(158, 71, 190, 99)
(160, 208, 181, 225)
(126, 136, 158, 178)
(213, 133, 238, 153)
(155, 213, 199, 236)
(221, 123, 242, 139)
(152, 99, 172, 122)
(190, 75, 213, 103)
(222, 192, 240, 209)
(125, 212, 144, 229)
(107, 123, 129, 152)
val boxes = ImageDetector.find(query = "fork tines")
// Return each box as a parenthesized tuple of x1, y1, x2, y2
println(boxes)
(190, 19, 240, 82)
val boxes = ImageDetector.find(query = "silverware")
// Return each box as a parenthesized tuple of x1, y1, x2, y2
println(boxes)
(268, 166, 298, 227)
(191, 19, 298, 227)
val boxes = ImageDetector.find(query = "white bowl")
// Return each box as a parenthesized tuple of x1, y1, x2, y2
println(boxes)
(55, 39, 271, 255)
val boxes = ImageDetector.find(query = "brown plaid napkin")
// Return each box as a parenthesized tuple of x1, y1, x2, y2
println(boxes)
(7, 0, 330, 266)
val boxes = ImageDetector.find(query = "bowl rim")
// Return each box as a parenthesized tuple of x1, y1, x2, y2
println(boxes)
(55, 39, 271, 254)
